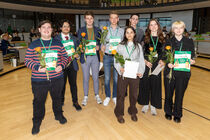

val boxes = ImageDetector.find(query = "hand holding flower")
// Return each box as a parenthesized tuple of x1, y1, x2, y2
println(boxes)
(168, 63, 174, 68)
(98, 26, 108, 45)
(96, 45, 99, 51)
(101, 45, 106, 52)
(38, 66, 47, 72)
(73, 53, 79, 59)
(35, 47, 49, 80)
(145, 60, 152, 68)
(190, 59, 195, 65)
(55, 65, 62, 73)
(163, 45, 174, 81)
(120, 68, 124, 74)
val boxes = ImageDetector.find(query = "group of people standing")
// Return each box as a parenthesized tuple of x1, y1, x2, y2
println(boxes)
(24, 11, 195, 135)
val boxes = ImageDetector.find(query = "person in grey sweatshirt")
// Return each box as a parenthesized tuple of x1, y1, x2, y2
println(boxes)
(114, 26, 145, 123)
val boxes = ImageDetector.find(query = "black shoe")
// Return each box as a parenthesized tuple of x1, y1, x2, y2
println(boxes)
(165, 114, 172, 120)
(55, 115, 67, 124)
(73, 102, 82, 111)
(32, 123, 41, 135)
(131, 114, 138, 122)
(174, 117, 181, 123)
(117, 116, 125, 124)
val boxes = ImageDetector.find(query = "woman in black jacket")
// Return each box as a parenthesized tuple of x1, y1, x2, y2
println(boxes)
(164, 21, 195, 123)
(137, 19, 165, 115)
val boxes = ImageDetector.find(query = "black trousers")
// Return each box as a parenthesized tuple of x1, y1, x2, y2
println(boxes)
(31, 77, 64, 123)
(114, 75, 140, 117)
(61, 63, 78, 104)
(164, 71, 190, 118)
(137, 66, 162, 109)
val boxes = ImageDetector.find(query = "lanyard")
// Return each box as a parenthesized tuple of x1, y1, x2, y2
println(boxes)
(40, 38, 52, 51)
(150, 35, 158, 51)
(179, 42, 183, 51)
(109, 27, 119, 37)
(87, 27, 94, 40)
(125, 44, 135, 59)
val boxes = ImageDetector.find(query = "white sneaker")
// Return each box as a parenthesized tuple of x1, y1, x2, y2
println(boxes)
(82, 96, 88, 106)
(103, 97, 110, 106)
(141, 105, 149, 113)
(151, 105, 157, 116)
(112, 97, 117, 105)
(95, 95, 102, 104)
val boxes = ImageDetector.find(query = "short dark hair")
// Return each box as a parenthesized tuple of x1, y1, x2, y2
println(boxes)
(84, 11, 94, 18)
(59, 19, 71, 28)
(38, 20, 52, 28)
(130, 14, 139, 19)
(37, 20, 53, 37)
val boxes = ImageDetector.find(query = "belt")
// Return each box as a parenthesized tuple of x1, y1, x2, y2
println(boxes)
(105, 53, 114, 57)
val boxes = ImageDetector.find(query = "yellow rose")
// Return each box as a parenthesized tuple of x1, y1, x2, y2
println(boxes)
(35, 47, 41, 52)
(165, 46, 171, 50)
(81, 32, 86, 37)
(111, 50, 117, 55)
(149, 47, 154, 52)
(103, 26, 107, 30)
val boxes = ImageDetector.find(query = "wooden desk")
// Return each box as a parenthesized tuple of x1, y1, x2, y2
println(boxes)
(8, 46, 28, 64)
(10, 41, 28, 47)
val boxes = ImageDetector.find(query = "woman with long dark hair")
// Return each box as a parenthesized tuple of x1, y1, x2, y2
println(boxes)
(114, 26, 145, 123)
(137, 19, 165, 115)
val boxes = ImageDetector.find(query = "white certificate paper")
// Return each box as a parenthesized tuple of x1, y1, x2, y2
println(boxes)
(123, 61, 139, 79)
(151, 64, 165, 75)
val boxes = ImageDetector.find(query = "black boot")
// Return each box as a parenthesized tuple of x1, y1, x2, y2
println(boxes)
(174, 117, 181, 123)
(165, 114, 172, 120)
(73, 102, 82, 111)
(55, 114, 67, 124)
(32, 122, 41, 135)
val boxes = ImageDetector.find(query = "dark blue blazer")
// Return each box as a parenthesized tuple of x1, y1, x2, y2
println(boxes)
(1, 39, 11, 55)
(77, 26, 101, 64)
(55, 33, 80, 71)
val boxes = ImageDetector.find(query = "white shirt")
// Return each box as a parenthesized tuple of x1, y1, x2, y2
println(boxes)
(114, 42, 145, 77)
(61, 33, 70, 40)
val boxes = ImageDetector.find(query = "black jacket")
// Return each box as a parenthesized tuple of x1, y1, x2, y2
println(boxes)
(164, 36, 195, 76)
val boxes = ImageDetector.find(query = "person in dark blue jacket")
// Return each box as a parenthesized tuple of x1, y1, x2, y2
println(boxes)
(77, 11, 102, 106)
(1, 33, 12, 56)
(55, 19, 82, 111)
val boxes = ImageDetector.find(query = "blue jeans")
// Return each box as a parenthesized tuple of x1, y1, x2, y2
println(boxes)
(103, 55, 118, 98)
